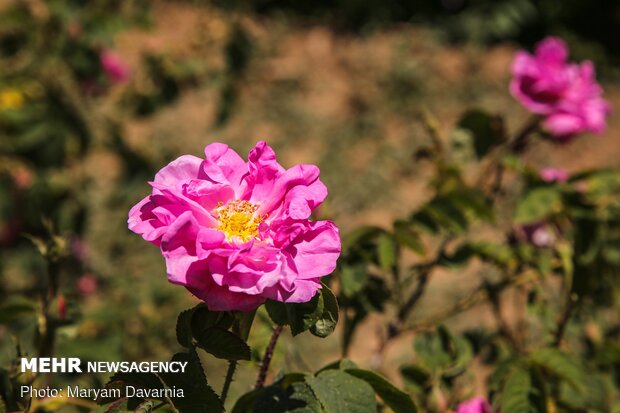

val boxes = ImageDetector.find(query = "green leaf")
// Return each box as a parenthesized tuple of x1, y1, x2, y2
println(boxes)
(233, 374, 316, 412)
(456, 109, 504, 158)
(559, 372, 612, 413)
(291, 295, 324, 334)
(310, 284, 339, 338)
(317, 359, 358, 373)
(400, 365, 431, 390)
(159, 349, 224, 413)
(393, 220, 425, 255)
(195, 327, 251, 360)
(305, 370, 377, 413)
(412, 327, 472, 377)
(500, 368, 533, 413)
(514, 187, 563, 224)
(528, 348, 585, 392)
(231, 388, 263, 413)
(447, 189, 494, 221)
(345, 369, 417, 413)
(176, 308, 194, 348)
(339, 264, 367, 297)
(265, 300, 290, 326)
(252, 382, 322, 413)
(427, 198, 469, 233)
(266, 292, 324, 336)
(0, 297, 36, 324)
(377, 233, 398, 273)
(190, 305, 234, 339)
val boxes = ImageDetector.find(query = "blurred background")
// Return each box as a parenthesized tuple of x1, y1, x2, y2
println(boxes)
(1, 0, 619, 409)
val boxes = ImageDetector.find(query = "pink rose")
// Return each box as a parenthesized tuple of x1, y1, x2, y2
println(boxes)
(455, 397, 491, 413)
(128, 141, 341, 311)
(77, 274, 98, 296)
(510, 37, 610, 141)
(100, 50, 130, 84)
(540, 167, 569, 183)
(518, 221, 556, 248)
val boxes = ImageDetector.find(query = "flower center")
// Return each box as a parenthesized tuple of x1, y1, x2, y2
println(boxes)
(216, 200, 265, 242)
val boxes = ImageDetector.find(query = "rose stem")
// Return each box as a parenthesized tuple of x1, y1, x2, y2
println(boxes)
(220, 360, 237, 404)
(254, 324, 284, 389)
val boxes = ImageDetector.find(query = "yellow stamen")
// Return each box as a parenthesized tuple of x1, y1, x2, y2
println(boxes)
(216, 200, 266, 242)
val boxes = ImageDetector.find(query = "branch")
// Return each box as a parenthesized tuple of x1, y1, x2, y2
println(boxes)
(254, 325, 283, 389)
(402, 271, 536, 334)
(220, 360, 237, 404)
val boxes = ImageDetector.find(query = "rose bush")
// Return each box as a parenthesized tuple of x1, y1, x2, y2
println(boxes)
(1, 1, 619, 411)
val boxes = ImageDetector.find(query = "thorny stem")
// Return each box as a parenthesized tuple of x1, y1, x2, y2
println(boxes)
(220, 360, 237, 404)
(255, 325, 284, 389)
(221, 310, 256, 404)
(393, 236, 454, 334)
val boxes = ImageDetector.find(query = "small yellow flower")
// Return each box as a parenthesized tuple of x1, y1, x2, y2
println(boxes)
(0, 89, 25, 110)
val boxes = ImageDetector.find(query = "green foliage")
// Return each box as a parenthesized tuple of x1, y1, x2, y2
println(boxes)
(499, 368, 543, 413)
(194, 327, 251, 361)
(456, 109, 505, 159)
(232, 362, 416, 413)
(266, 284, 338, 338)
(306, 370, 377, 413)
(514, 187, 563, 224)
(345, 368, 417, 413)
(100, 347, 224, 413)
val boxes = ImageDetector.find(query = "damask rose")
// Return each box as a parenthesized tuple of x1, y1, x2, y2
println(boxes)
(100, 50, 130, 84)
(518, 221, 556, 248)
(510, 37, 610, 141)
(540, 167, 569, 183)
(128, 141, 340, 311)
(455, 397, 491, 413)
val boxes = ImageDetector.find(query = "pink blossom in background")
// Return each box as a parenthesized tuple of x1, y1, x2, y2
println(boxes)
(128, 141, 341, 311)
(510, 37, 610, 141)
(455, 397, 491, 413)
(71, 237, 90, 262)
(77, 274, 98, 296)
(519, 221, 556, 248)
(540, 167, 569, 183)
(100, 50, 130, 84)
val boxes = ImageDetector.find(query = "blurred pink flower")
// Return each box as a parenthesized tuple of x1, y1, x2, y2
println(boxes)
(100, 50, 130, 84)
(128, 141, 341, 311)
(455, 397, 491, 413)
(510, 37, 610, 141)
(540, 167, 569, 183)
(77, 274, 98, 296)
(71, 237, 90, 262)
(518, 221, 556, 248)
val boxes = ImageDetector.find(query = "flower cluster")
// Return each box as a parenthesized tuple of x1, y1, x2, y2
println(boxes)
(510, 37, 610, 141)
(128, 141, 341, 311)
